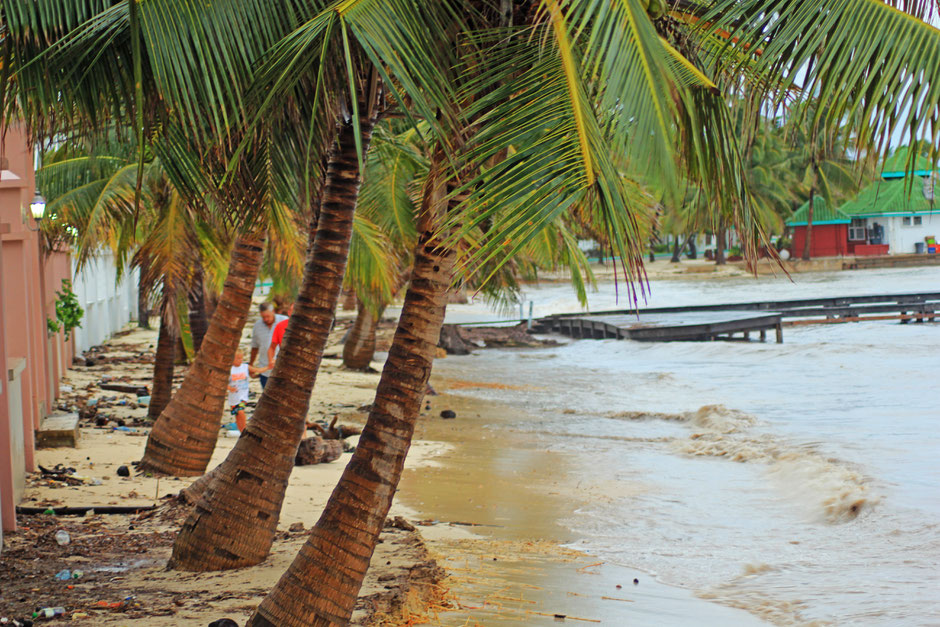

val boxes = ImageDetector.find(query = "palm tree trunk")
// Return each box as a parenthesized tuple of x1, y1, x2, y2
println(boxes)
(802, 190, 815, 261)
(670, 235, 682, 262)
(342, 299, 381, 370)
(139, 235, 265, 476)
(169, 115, 374, 570)
(137, 259, 151, 329)
(716, 223, 727, 265)
(246, 157, 453, 627)
(188, 265, 209, 353)
(148, 310, 177, 421)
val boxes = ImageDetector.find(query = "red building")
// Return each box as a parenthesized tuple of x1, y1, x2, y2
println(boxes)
(787, 197, 851, 257)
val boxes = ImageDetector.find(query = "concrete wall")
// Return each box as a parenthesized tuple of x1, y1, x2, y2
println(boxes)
(71, 254, 138, 353)
(882, 214, 940, 254)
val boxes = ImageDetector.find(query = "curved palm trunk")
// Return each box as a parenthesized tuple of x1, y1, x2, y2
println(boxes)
(342, 300, 381, 370)
(246, 162, 453, 627)
(139, 235, 265, 476)
(169, 116, 374, 571)
(148, 311, 177, 421)
(188, 266, 209, 353)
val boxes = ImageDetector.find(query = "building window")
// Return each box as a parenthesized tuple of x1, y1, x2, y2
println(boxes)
(914, 216, 923, 226)
(848, 219, 867, 241)
(903, 216, 912, 226)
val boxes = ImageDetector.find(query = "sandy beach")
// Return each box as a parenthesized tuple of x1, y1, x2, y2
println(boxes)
(0, 321, 454, 626)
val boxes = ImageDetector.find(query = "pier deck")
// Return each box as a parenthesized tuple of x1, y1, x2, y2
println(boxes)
(541, 312, 783, 343)
(533, 292, 940, 343)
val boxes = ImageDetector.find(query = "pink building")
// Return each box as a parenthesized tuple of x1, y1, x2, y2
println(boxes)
(0, 126, 75, 533)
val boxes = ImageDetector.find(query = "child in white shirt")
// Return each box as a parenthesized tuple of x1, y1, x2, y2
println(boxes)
(227, 348, 251, 433)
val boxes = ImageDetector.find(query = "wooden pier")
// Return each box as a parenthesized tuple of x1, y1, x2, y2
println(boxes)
(540, 312, 784, 343)
(534, 292, 940, 343)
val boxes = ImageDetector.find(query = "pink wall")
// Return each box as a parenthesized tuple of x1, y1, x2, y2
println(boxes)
(0, 126, 73, 532)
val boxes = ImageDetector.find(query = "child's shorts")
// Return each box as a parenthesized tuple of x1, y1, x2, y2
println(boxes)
(230, 401, 247, 416)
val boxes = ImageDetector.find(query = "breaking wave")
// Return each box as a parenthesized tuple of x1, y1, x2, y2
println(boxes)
(609, 405, 876, 524)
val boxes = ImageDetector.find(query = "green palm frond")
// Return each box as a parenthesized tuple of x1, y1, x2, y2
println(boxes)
(702, 0, 940, 169)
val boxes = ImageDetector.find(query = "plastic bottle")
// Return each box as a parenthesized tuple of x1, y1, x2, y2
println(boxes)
(54, 530, 70, 545)
(33, 607, 65, 618)
(53, 569, 71, 581)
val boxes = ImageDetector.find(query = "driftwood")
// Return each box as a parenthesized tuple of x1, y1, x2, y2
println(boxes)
(98, 382, 150, 395)
(295, 437, 343, 465)
(438, 324, 472, 355)
(307, 416, 362, 440)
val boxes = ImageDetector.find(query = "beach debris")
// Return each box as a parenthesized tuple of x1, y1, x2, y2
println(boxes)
(54, 530, 70, 546)
(288, 522, 305, 533)
(438, 325, 472, 355)
(224, 430, 241, 438)
(526, 610, 599, 623)
(53, 569, 72, 580)
(295, 437, 343, 465)
(32, 607, 65, 619)
(633, 578, 639, 585)
(17, 505, 155, 516)
(308, 416, 362, 440)
(116, 465, 130, 477)
(440, 410, 457, 419)
(137, 395, 151, 406)
(97, 382, 149, 395)
(207, 619, 240, 627)
(385, 516, 416, 532)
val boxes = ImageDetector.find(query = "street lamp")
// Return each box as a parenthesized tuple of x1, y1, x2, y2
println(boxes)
(30, 191, 47, 221)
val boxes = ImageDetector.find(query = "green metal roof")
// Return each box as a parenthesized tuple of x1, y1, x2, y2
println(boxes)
(786, 196, 852, 226)
(880, 145, 936, 178)
(839, 178, 938, 218)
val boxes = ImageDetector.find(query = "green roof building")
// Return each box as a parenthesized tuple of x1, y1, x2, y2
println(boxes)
(786, 147, 940, 256)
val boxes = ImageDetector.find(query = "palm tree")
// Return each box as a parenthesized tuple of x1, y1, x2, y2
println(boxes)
(342, 123, 425, 370)
(780, 103, 856, 260)
(36, 139, 226, 421)
(248, 2, 940, 623)
(2, 0, 318, 475)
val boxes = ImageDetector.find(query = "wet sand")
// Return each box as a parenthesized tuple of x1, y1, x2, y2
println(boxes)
(401, 385, 767, 625)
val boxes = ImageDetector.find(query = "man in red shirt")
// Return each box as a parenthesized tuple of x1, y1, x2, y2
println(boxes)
(262, 303, 292, 375)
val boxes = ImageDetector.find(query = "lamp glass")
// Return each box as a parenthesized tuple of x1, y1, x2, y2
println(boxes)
(29, 192, 46, 220)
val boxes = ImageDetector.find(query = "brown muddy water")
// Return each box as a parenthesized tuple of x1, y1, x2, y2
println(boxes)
(393, 267, 940, 626)
(400, 392, 765, 626)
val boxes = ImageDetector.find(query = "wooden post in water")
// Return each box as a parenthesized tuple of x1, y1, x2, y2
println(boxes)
(775, 323, 783, 344)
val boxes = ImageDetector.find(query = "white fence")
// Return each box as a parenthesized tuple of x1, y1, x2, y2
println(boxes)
(71, 252, 138, 353)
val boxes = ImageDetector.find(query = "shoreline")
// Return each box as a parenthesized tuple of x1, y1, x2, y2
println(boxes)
(399, 383, 767, 626)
